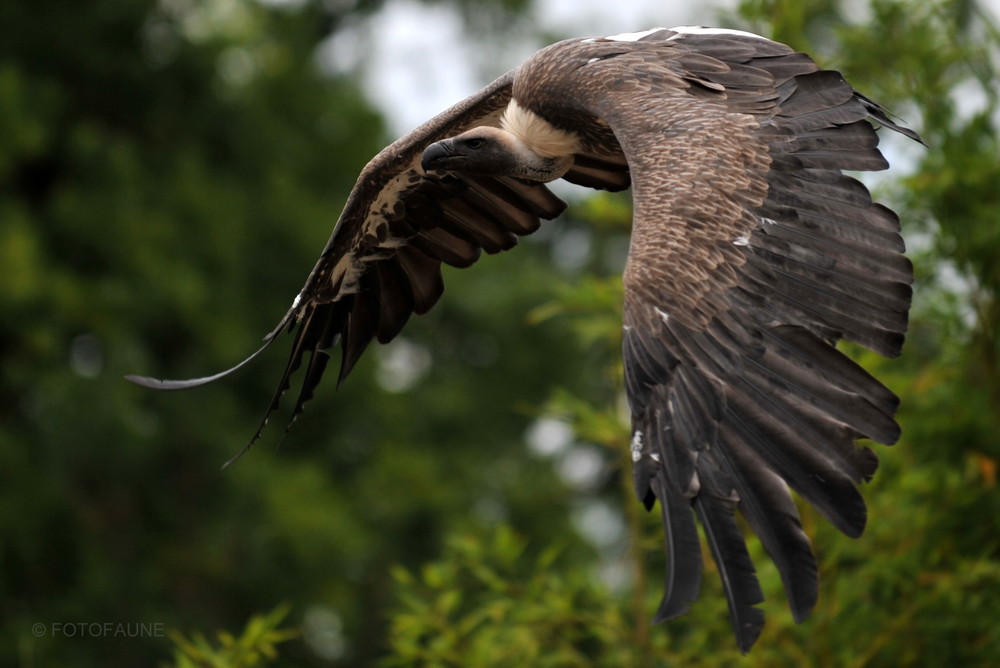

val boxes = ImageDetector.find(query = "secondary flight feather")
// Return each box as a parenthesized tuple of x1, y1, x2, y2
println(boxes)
(128, 26, 921, 651)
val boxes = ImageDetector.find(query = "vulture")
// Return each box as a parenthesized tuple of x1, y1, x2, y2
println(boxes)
(129, 26, 921, 652)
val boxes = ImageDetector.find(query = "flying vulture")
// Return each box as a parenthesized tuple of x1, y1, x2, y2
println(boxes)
(129, 26, 921, 651)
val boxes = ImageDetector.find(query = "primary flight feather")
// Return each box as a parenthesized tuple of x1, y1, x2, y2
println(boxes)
(128, 26, 920, 651)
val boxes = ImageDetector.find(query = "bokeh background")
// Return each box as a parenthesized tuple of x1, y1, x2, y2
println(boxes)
(3, 0, 999, 665)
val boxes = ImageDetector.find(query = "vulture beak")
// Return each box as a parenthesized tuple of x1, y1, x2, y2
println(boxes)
(421, 139, 455, 172)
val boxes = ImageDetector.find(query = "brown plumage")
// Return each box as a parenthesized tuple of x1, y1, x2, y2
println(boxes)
(128, 26, 921, 652)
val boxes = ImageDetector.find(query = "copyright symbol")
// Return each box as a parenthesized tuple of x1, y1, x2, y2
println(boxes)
(32, 623, 46, 637)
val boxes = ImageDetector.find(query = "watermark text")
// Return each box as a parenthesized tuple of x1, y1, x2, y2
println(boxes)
(32, 622, 165, 639)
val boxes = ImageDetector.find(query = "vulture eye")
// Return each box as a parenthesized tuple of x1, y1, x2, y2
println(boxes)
(465, 137, 485, 149)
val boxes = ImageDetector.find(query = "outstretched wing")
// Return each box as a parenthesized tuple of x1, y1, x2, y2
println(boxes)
(553, 28, 915, 651)
(127, 71, 627, 464)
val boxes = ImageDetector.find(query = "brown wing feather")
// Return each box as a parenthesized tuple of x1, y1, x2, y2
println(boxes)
(128, 71, 567, 460)
(259, 84, 569, 446)
(515, 29, 916, 651)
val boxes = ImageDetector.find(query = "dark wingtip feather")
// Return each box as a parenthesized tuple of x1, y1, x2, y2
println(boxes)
(857, 92, 925, 145)
(287, 349, 334, 431)
(221, 440, 256, 470)
(694, 490, 766, 653)
(223, 344, 306, 469)
(219, 302, 347, 468)
(718, 429, 820, 623)
(649, 474, 703, 623)
(124, 374, 204, 390)
(126, 302, 303, 392)
(124, 336, 280, 390)
(337, 313, 375, 388)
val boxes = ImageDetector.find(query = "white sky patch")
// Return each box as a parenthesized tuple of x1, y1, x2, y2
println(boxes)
(526, 416, 574, 457)
(375, 336, 432, 392)
(556, 445, 606, 490)
(950, 76, 993, 124)
(572, 499, 626, 548)
(597, 556, 632, 593)
(320, 0, 483, 135)
(472, 495, 509, 523)
(217, 45, 257, 87)
(551, 226, 593, 272)
(70, 333, 104, 379)
(302, 605, 347, 661)
(982, 0, 1000, 25)
(319, 0, 1000, 139)
(321, 0, 729, 136)
(532, 0, 718, 41)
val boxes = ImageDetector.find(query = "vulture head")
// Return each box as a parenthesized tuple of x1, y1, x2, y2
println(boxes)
(421, 126, 574, 182)
(422, 101, 581, 182)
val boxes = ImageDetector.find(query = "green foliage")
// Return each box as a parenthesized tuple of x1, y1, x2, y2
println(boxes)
(4, 0, 1000, 666)
(385, 526, 637, 667)
(167, 604, 298, 668)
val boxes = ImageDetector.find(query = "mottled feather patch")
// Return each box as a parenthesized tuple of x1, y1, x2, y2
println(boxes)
(501, 100, 580, 159)
(359, 163, 422, 258)
(631, 430, 644, 462)
(315, 161, 426, 300)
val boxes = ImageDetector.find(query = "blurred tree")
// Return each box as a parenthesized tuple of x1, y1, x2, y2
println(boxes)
(1, 0, 580, 665)
(2, 0, 999, 666)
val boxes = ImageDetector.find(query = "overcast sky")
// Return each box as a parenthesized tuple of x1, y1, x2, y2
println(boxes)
(319, 0, 732, 135)
(313, 0, 1000, 137)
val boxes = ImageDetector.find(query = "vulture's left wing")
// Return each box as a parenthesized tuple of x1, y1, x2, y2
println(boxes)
(128, 71, 624, 464)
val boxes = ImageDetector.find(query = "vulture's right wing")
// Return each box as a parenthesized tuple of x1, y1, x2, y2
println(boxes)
(559, 28, 915, 651)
